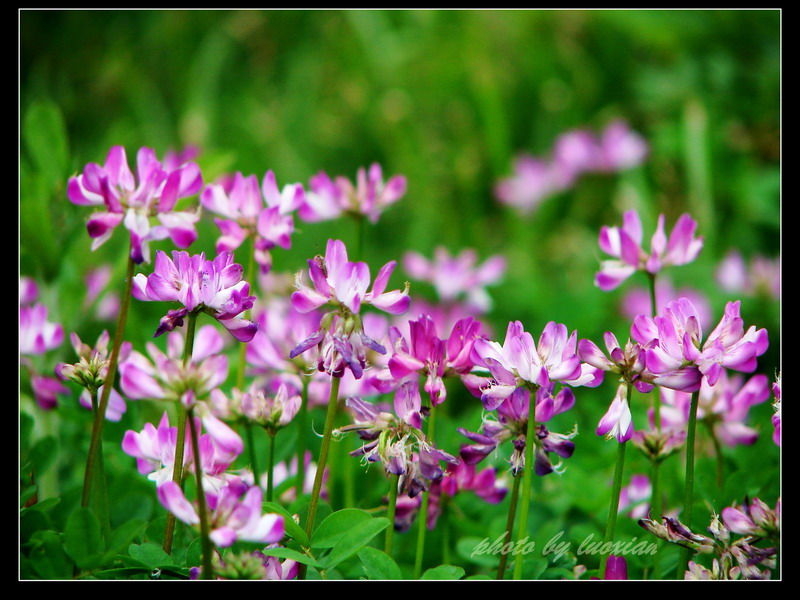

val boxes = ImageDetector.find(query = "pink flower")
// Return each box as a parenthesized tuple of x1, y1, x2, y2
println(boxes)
(471, 320, 602, 409)
(20, 303, 64, 355)
(83, 265, 121, 321)
(30, 375, 70, 411)
(123, 411, 243, 494)
(494, 155, 557, 215)
(402, 247, 506, 312)
(595, 210, 703, 291)
(596, 121, 648, 171)
(721, 497, 780, 539)
(68, 146, 203, 263)
(119, 324, 228, 406)
(210, 383, 301, 433)
(387, 314, 482, 406)
(289, 239, 409, 379)
(201, 171, 305, 273)
(619, 474, 652, 520)
(596, 383, 634, 443)
(132, 250, 258, 342)
(716, 250, 780, 300)
(20, 277, 38, 305)
(299, 164, 406, 224)
(771, 375, 781, 447)
(157, 478, 284, 548)
(603, 555, 628, 580)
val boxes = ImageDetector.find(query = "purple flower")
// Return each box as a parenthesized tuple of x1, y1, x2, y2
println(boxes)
(68, 146, 203, 263)
(459, 387, 577, 476)
(340, 392, 457, 497)
(771, 375, 781, 447)
(402, 248, 506, 312)
(578, 330, 654, 393)
(716, 250, 780, 300)
(618, 474, 652, 520)
(20, 277, 38, 305)
(119, 324, 228, 406)
(299, 164, 407, 224)
(596, 383, 634, 443)
(721, 497, 780, 539)
(83, 265, 121, 321)
(387, 315, 482, 406)
(494, 155, 557, 215)
(210, 383, 301, 434)
(595, 210, 703, 291)
(20, 303, 64, 355)
(123, 410, 243, 493)
(289, 239, 409, 379)
(603, 555, 628, 580)
(658, 372, 770, 447)
(201, 171, 305, 273)
(635, 299, 768, 388)
(157, 478, 284, 548)
(471, 320, 602, 410)
(132, 250, 258, 341)
(596, 121, 648, 171)
(30, 375, 70, 411)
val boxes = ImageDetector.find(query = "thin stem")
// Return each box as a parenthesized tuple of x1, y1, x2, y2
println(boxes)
(236, 236, 257, 390)
(267, 432, 276, 503)
(600, 439, 628, 575)
(245, 422, 259, 480)
(496, 474, 521, 580)
(649, 459, 662, 580)
(81, 254, 135, 512)
(385, 474, 399, 555)
(163, 311, 197, 554)
(441, 493, 451, 564)
(295, 376, 309, 498)
(512, 395, 537, 580)
(678, 391, 700, 578)
(304, 377, 341, 537)
(413, 407, 437, 578)
(647, 272, 662, 432)
(188, 407, 214, 580)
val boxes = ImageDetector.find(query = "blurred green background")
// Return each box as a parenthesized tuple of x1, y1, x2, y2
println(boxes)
(21, 10, 780, 579)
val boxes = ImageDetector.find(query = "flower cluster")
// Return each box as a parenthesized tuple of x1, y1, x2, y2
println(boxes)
(495, 121, 647, 214)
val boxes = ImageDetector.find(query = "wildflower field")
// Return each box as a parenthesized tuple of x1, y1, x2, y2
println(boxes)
(20, 10, 781, 581)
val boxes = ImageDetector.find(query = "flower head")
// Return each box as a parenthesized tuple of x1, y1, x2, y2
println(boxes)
(595, 210, 703, 291)
(68, 146, 203, 263)
(133, 250, 258, 341)
(402, 248, 506, 312)
(20, 303, 64, 355)
(300, 164, 406, 224)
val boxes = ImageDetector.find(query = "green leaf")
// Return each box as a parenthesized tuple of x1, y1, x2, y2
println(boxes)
(25, 530, 74, 579)
(311, 508, 371, 549)
(259, 547, 321, 568)
(420, 564, 466, 580)
(318, 517, 389, 570)
(263, 501, 310, 548)
(63, 508, 105, 570)
(464, 574, 493, 580)
(128, 542, 171, 569)
(358, 546, 402, 580)
(102, 520, 147, 562)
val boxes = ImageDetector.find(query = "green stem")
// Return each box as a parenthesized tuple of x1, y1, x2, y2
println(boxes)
(304, 377, 341, 537)
(497, 474, 521, 580)
(188, 407, 214, 580)
(267, 432, 276, 503)
(677, 391, 700, 578)
(295, 376, 309, 498)
(647, 272, 662, 432)
(441, 494, 451, 564)
(163, 310, 197, 554)
(512, 394, 537, 580)
(649, 458, 662, 580)
(245, 422, 259, 481)
(385, 474, 399, 555)
(413, 408, 437, 578)
(81, 254, 135, 514)
(600, 439, 628, 576)
(236, 236, 257, 390)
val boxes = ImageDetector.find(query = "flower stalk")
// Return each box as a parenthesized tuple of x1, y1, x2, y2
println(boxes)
(600, 384, 630, 576)
(413, 407, 437, 578)
(187, 406, 214, 580)
(81, 254, 135, 516)
(512, 395, 537, 580)
(678, 391, 700, 577)
(385, 474, 399, 555)
(295, 377, 309, 497)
